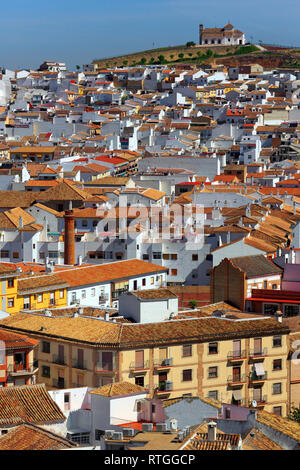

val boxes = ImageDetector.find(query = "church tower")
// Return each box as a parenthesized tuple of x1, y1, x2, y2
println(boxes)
(199, 24, 203, 45)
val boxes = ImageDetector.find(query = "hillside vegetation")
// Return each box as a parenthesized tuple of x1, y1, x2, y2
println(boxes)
(93, 44, 259, 68)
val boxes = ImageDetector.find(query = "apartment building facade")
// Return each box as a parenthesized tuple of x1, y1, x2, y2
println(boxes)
(0, 312, 290, 416)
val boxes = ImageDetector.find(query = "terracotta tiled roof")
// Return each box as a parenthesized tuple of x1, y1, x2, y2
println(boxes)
(242, 428, 282, 450)
(89, 381, 146, 397)
(229, 254, 282, 278)
(0, 384, 65, 426)
(17, 273, 68, 294)
(0, 329, 39, 350)
(0, 313, 289, 348)
(130, 288, 178, 300)
(55, 260, 167, 288)
(257, 410, 300, 444)
(0, 423, 77, 450)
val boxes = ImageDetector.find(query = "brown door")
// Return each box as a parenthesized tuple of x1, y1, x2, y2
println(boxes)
(102, 352, 113, 371)
(58, 345, 64, 363)
(233, 340, 241, 358)
(78, 349, 84, 368)
(254, 338, 262, 355)
(135, 350, 144, 369)
(159, 347, 168, 363)
(233, 366, 240, 382)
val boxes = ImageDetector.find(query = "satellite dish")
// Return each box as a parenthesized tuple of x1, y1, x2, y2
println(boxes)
(252, 400, 257, 408)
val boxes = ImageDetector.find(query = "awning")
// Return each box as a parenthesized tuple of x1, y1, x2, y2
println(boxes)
(232, 390, 242, 400)
(254, 363, 265, 376)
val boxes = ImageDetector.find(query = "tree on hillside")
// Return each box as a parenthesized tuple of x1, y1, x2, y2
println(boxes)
(123, 60, 128, 66)
(178, 53, 184, 59)
(186, 41, 196, 47)
(76, 65, 81, 71)
(140, 57, 147, 65)
(206, 49, 213, 57)
(158, 55, 165, 64)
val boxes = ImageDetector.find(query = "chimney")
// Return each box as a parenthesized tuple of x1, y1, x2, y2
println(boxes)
(104, 312, 110, 321)
(64, 209, 76, 266)
(207, 421, 217, 441)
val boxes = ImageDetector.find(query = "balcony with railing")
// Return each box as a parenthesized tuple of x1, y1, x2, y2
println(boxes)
(7, 363, 38, 376)
(155, 381, 173, 393)
(72, 359, 88, 370)
(227, 374, 247, 386)
(111, 287, 129, 300)
(99, 293, 109, 302)
(95, 360, 118, 374)
(129, 360, 150, 373)
(249, 371, 268, 383)
(52, 378, 65, 389)
(153, 358, 173, 369)
(227, 350, 247, 362)
(52, 355, 67, 366)
(249, 394, 267, 406)
(249, 347, 268, 359)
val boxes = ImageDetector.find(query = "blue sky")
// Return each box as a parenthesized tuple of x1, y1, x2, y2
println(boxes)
(1, 0, 300, 71)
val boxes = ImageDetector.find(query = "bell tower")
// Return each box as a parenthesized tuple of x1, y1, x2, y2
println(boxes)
(199, 24, 203, 45)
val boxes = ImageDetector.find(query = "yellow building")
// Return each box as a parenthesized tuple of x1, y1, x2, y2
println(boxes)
(0, 265, 68, 315)
(0, 309, 290, 417)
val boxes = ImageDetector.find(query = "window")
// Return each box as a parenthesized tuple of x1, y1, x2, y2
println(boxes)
(143, 254, 149, 260)
(135, 376, 144, 387)
(91, 288, 96, 297)
(67, 432, 90, 445)
(171, 269, 177, 276)
(284, 305, 299, 317)
(42, 365, 50, 378)
(192, 254, 198, 261)
(273, 336, 282, 348)
(272, 284, 277, 290)
(208, 366, 218, 379)
(153, 252, 161, 259)
(208, 390, 218, 400)
(0, 250, 9, 258)
(273, 359, 282, 370)
(7, 279, 14, 288)
(273, 383, 282, 395)
(48, 251, 59, 258)
(42, 341, 50, 354)
(82, 220, 88, 227)
(263, 304, 279, 315)
(13, 252, 19, 259)
(23, 297, 30, 309)
(82, 290, 86, 299)
(59, 290, 64, 299)
(171, 254, 177, 260)
(263, 281, 268, 289)
(7, 298, 14, 308)
(142, 278, 146, 286)
(150, 277, 154, 285)
(182, 369, 192, 381)
(182, 344, 192, 357)
(163, 254, 170, 260)
(208, 342, 218, 355)
(38, 294, 43, 303)
(273, 406, 282, 416)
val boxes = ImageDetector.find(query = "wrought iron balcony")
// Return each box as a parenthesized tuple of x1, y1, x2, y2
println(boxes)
(129, 360, 150, 372)
(249, 371, 268, 382)
(153, 358, 173, 368)
(72, 359, 88, 370)
(52, 355, 67, 366)
(227, 350, 247, 361)
(7, 363, 38, 375)
(227, 373, 247, 385)
(249, 347, 268, 358)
